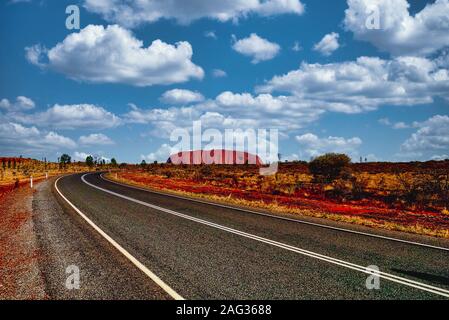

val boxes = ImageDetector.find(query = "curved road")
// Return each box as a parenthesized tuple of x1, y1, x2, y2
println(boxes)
(53, 172, 449, 299)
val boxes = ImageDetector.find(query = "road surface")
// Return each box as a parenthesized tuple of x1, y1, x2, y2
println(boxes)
(50, 172, 449, 299)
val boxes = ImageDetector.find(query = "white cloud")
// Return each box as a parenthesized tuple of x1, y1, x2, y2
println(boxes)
(0, 122, 76, 155)
(124, 91, 324, 138)
(401, 115, 449, 156)
(313, 32, 340, 56)
(0, 96, 35, 112)
(12, 104, 121, 130)
(44, 131, 77, 148)
(212, 69, 227, 78)
(160, 89, 205, 104)
(204, 31, 217, 39)
(292, 41, 302, 52)
(9, 0, 32, 3)
(73, 151, 92, 161)
(344, 0, 449, 56)
(232, 33, 281, 64)
(73, 151, 111, 163)
(378, 118, 411, 129)
(295, 133, 362, 159)
(431, 154, 449, 161)
(258, 56, 449, 113)
(141, 143, 177, 163)
(26, 24, 204, 87)
(84, 0, 304, 27)
(79, 133, 114, 145)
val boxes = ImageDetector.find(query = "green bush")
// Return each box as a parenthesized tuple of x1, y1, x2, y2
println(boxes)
(309, 153, 351, 183)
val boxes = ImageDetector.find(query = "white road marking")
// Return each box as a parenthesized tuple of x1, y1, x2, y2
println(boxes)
(83, 173, 449, 298)
(100, 173, 449, 253)
(54, 176, 184, 300)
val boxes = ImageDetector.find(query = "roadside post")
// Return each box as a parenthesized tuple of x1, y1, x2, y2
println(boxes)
(30, 176, 33, 188)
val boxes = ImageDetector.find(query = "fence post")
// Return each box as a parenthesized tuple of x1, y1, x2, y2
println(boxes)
(30, 176, 33, 188)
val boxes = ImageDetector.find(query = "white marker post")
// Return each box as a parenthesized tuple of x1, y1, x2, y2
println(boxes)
(30, 176, 33, 188)
(45, 172, 48, 179)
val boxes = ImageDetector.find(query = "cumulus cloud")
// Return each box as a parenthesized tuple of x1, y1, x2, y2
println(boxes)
(431, 154, 449, 161)
(212, 69, 227, 78)
(79, 133, 114, 145)
(378, 118, 411, 129)
(344, 0, 449, 56)
(160, 89, 205, 104)
(73, 151, 92, 161)
(124, 91, 324, 138)
(295, 133, 362, 159)
(0, 96, 35, 112)
(12, 104, 121, 130)
(292, 41, 302, 52)
(84, 0, 304, 27)
(232, 33, 281, 64)
(401, 115, 449, 156)
(26, 24, 204, 87)
(204, 31, 217, 39)
(73, 151, 111, 163)
(258, 56, 449, 113)
(313, 32, 340, 56)
(141, 143, 177, 163)
(0, 122, 76, 155)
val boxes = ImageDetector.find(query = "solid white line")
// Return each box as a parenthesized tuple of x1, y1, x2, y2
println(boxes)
(84, 174, 449, 298)
(54, 176, 184, 300)
(100, 173, 449, 253)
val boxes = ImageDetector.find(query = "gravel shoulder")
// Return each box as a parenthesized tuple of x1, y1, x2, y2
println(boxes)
(1, 176, 170, 300)
(0, 181, 46, 299)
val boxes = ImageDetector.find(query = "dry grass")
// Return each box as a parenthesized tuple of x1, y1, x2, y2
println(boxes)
(106, 170, 449, 239)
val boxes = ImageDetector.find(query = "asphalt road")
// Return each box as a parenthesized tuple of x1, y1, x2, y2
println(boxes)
(52, 172, 449, 299)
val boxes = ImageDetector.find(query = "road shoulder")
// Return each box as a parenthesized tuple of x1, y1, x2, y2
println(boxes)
(0, 181, 46, 299)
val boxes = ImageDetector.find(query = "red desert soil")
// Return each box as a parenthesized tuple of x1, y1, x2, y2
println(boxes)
(109, 171, 449, 239)
(0, 182, 46, 299)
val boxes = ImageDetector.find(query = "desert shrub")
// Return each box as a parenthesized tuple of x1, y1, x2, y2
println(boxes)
(192, 165, 213, 181)
(309, 153, 351, 183)
(420, 171, 449, 209)
(327, 179, 352, 200)
(349, 175, 370, 200)
(396, 173, 421, 207)
(398, 172, 449, 209)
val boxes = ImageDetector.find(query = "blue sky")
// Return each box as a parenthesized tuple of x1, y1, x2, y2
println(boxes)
(1, 0, 448, 163)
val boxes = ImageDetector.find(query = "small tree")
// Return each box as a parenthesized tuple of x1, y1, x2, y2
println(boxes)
(140, 160, 147, 169)
(309, 153, 351, 183)
(110, 158, 118, 167)
(60, 154, 71, 165)
(86, 156, 94, 167)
